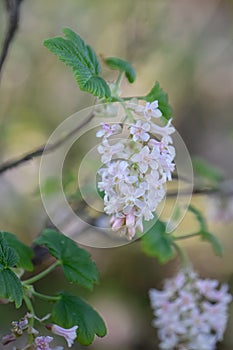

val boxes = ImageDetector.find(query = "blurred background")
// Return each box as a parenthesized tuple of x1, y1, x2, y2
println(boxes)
(0, 0, 233, 349)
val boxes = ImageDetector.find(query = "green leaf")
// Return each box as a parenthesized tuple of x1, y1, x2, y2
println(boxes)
(188, 205, 207, 231)
(35, 229, 99, 289)
(145, 81, 173, 120)
(1, 232, 34, 271)
(0, 233, 19, 268)
(0, 269, 23, 308)
(192, 157, 223, 185)
(141, 221, 175, 263)
(0, 234, 23, 307)
(44, 28, 111, 98)
(105, 57, 136, 83)
(188, 206, 223, 256)
(200, 231, 223, 257)
(52, 292, 107, 345)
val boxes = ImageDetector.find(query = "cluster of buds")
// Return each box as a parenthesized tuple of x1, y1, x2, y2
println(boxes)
(149, 268, 232, 350)
(96, 100, 175, 239)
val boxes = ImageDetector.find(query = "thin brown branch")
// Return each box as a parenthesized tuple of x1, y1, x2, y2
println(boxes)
(0, 0, 23, 78)
(0, 112, 95, 174)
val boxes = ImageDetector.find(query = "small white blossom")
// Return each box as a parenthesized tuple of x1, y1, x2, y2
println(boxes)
(35, 336, 53, 350)
(129, 120, 150, 142)
(96, 122, 122, 138)
(144, 100, 162, 119)
(149, 268, 232, 350)
(97, 138, 124, 164)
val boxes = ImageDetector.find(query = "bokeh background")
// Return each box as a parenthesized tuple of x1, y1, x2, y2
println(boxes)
(0, 0, 233, 349)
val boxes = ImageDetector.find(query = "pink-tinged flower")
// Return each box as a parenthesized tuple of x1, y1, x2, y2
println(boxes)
(47, 324, 78, 348)
(97, 138, 124, 163)
(111, 216, 125, 231)
(144, 101, 162, 119)
(96, 122, 122, 138)
(129, 120, 150, 142)
(151, 118, 175, 138)
(130, 100, 162, 120)
(96, 100, 175, 240)
(1, 333, 16, 345)
(149, 268, 232, 350)
(131, 145, 158, 173)
(35, 336, 53, 350)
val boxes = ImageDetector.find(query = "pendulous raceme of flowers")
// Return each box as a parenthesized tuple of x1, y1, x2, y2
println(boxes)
(149, 268, 232, 350)
(96, 100, 176, 239)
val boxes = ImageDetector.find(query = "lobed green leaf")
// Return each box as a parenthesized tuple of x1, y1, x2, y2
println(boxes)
(105, 57, 136, 83)
(145, 81, 173, 120)
(0, 269, 23, 308)
(52, 292, 107, 345)
(1, 232, 34, 271)
(0, 233, 19, 268)
(141, 220, 175, 263)
(0, 234, 23, 307)
(44, 28, 111, 98)
(35, 229, 99, 289)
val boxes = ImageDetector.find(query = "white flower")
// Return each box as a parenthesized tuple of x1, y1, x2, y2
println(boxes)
(151, 118, 175, 137)
(131, 145, 158, 173)
(47, 324, 78, 348)
(35, 336, 53, 350)
(96, 100, 176, 239)
(129, 120, 150, 142)
(144, 101, 162, 119)
(130, 100, 162, 120)
(97, 138, 124, 163)
(149, 268, 232, 350)
(96, 122, 122, 138)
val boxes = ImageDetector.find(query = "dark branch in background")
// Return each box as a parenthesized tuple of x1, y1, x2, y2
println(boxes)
(0, 112, 95, 174)
(0, 0, 23, 78)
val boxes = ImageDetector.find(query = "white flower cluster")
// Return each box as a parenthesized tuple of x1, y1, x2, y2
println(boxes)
(149, 269, 232, 350)
(96, 101, 176, 239)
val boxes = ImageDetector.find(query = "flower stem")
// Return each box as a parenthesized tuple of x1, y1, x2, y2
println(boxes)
(22, 261, 60, 285)
(31, 290, 60, 303)
(172, 241, 191, 268)
(172, 232, 201, 241)
(115, 71, 124, 88)
(122, 96, 145, 101)
(23, 295, 35, 344)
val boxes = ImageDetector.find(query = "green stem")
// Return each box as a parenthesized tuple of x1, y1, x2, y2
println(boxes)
(31, 290, 60, 302)
(110, 95, 146, 103)
(172, 232, 201, 241)
(22, 261, 60, 285)
(122, 96, 145, 101)
(172, 241, 191, 268)
(23, 295, 35, 344)
(115, 71, 124, 88)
